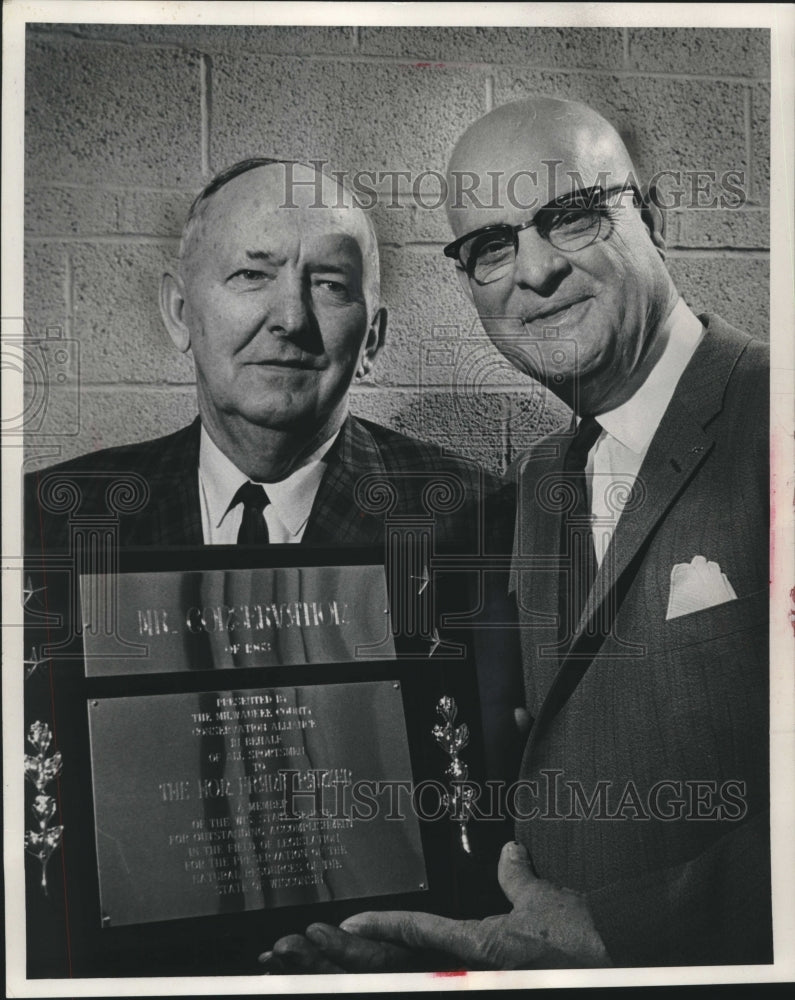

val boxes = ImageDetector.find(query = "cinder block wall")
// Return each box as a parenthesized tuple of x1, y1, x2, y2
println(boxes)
(24, 25, 769, 473)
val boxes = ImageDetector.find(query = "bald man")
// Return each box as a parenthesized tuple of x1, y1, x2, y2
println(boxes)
(268, 100, 770, 969)
(25, 158, 497, 551)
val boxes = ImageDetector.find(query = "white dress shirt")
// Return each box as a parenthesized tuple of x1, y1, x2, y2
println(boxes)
(198, 428, 340, 544)
(587, 299, 705, 565)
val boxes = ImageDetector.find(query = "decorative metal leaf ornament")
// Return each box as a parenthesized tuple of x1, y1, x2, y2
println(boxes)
(24, 722, 64, 894)
(432, 697, 474, 855)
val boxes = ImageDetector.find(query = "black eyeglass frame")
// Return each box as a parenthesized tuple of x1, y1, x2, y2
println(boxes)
(443, 183, 642, 278)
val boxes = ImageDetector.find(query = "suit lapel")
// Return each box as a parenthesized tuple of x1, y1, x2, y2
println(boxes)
(301, 416, 388, 546)
(513, 432, 570, 701)
(529, 316, 753, 741)
(136, 415, 389, 548)
(578, 397, 713, 640)
(142, 419, 204, 547)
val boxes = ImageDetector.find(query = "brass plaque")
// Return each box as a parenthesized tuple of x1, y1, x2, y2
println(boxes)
(81, 565, 395, 676)
(87, 681, 426, 927)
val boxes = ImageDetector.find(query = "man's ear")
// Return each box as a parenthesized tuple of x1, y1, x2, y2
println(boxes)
(159, 271, 192, 353)
(640, 185, 667, 261)
(356, 307, 387, 380)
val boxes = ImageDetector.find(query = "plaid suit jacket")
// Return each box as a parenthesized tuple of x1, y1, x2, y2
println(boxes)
(22, 416, 519, 975)
(24, 414, 503, 554)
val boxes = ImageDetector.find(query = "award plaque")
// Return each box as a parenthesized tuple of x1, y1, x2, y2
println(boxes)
(80, 564, 398, 675)
(88, 682, 426, 927)
(24, 547, 499, 977)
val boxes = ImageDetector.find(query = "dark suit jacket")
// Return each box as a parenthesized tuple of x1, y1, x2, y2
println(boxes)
(23, 412, 519, 975)
(510, 314, 770, 966)
(24, 413, 500, 554)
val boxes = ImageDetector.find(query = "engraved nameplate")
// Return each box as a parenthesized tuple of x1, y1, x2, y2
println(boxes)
(80, 565, 395, 676)
(88, 681, 426, 927)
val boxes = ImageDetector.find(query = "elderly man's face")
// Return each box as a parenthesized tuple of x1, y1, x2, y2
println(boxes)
(447, 105, 676, 413)
(175, 166, 379, 445)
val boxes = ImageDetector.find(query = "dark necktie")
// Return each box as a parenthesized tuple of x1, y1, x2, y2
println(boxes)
(234, 481, 270, 545)
(558, 416, 602, 644)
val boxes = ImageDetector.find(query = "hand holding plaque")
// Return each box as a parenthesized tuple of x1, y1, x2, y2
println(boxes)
(264, 841, 611, 973)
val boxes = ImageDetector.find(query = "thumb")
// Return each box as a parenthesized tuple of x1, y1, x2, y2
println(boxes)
(497, 841, 539, 907)
(514, 707, 531, 738)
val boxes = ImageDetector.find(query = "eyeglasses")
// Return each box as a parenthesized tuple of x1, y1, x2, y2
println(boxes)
(443, 184, 641, 285)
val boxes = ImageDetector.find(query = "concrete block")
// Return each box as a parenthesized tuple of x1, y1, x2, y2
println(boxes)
(70, 241, 195, 383)
(26, 37, 204, 187)
(20, 380, 79, 456)
(492, 72, 748, 192)
(626, 28, 769, 77)
(347, 387, 415, 427)
(197, 25, 355, 55)
(21, 385, 199, 470)
(24, 186, 198, 240)
(751, 81, 770, 202)
(374, 248, 482, 386)
(210, 55, 486, 178)
(25, 383, 546, 476)
(413, 329, 531, 393)
(394, 390, 511, 472)
(25, 186, 119, 236)
(407, 202, 458, 244)
(667, 208, 769, 249)
(369, 198, 452, 247)
(24, 242, 69, 335)
(666, 254, 769, 337)
(368, 185, 472, 247)
(349, 386, 511, 473)
(507, 387, 571, 464)
(117, 189, 196, 237)
(369, 201, 420, 248)
(78, 386, 199, 456)
(31, 23, 355, 55)
(359, 27, 624, 69)
(15, 335, 82, 469)
(352, 383, 563, 474)
(663, 211, 686, 248)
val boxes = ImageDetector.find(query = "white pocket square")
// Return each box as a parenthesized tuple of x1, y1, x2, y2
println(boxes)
(666, 556, 738, 620)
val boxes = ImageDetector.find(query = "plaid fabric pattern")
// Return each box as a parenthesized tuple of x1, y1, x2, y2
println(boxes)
(25, 419, 204, 554)
(25, 415, 503, 554)
(302, 415, 500, 549)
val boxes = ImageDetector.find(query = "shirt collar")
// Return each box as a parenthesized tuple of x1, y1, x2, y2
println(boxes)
(199, 427, 340, 538)
(596, 298, 705, 454)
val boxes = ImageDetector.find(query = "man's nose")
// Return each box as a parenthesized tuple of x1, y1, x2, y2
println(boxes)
(513, 228, 571, 294)
(265, 270, 311, 337)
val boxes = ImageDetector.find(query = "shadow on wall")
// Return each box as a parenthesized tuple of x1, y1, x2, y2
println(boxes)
(350, 387, 570, 475)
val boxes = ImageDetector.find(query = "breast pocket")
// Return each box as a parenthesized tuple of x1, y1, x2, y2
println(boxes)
(656, 589, 768, 652)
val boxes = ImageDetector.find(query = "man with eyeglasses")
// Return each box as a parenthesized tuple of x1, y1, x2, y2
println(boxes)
(267, 98, 770, 971)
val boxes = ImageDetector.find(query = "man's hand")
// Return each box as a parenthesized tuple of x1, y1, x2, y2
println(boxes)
(259, 925, 421, 974)
(260, 841, 611, 973)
